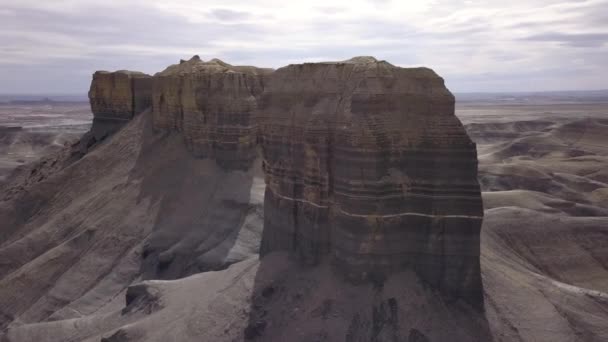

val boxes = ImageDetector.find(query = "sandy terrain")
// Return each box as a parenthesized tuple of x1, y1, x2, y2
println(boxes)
(0, 97, 607, 341)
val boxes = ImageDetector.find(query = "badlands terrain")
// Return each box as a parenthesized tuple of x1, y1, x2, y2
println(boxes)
(0, 98, 90, 183)
(0, 57, 607, 342)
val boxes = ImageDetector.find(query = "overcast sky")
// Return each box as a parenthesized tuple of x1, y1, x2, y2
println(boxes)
(1, 0, 607, 93)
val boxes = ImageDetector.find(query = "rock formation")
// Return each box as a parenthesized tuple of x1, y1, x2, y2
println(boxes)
(151, 56, 272, 169)
(88, 70, 152, 140)
(84, 56, 484, 306)
(258, 56, 484, 306)
(5, 56, 608, 342)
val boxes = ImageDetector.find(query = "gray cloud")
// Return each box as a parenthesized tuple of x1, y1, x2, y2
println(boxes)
(209, 8, 251, 21)
(523, 32, 608, 47)
(0, 0, 607, 93)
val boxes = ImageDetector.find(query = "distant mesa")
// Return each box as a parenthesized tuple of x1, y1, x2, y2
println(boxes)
(4, 97, 55, 105)
(0, 126, 23, 132)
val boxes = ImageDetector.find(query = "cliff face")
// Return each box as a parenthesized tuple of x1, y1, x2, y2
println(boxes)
(258, 57, 484, 306)
(151, 56, 272, 169)
(89, 70, 152, 121)
(88, 70, 152, 140)
(83, 56, 483, 305)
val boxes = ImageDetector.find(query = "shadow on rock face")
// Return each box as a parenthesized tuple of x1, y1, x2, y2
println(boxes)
(242, 253, 494, 342)
(126, 114, 263, 280)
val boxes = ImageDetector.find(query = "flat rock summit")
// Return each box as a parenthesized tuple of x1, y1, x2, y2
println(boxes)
(1, 56, 607, 342)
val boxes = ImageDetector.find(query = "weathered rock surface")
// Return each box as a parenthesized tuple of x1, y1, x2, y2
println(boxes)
(151, 56, 272, 169)
(88, 70, 152, 142)
(89, 70, 152, 121)
(258, 57, 484, 306)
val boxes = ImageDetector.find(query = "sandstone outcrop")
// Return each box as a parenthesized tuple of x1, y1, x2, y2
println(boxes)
(89, 70, 152, 120)
(83, 56, 484, 306)
(20, 56, 483, 310)
(88, 70, 152, 141)
(151, 56, 272, 169)
(258, 57, 484, 306)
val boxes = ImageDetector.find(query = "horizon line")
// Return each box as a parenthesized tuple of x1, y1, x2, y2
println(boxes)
(2, 89, 608, 97)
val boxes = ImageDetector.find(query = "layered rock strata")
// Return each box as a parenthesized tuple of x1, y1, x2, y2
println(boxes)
(258, 57, 484, 306)
(88, 70, 152, 140)
(89, 70, 153, 120)
(86, 56, 484, 306)
(151, 56, 272, 169)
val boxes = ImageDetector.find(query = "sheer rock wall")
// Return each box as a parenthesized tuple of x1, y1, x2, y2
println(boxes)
(150, 56, 272, 169)
(88, 70, 152, 140)
(92, 56, 484, 307)
(257, 57, 484, 306)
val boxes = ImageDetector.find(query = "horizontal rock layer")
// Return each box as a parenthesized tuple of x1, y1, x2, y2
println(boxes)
(151, 56, 272, 169)
(88, 70, 152, 141)
(257, 57, 484, 306)
(89, 70, 152, 121)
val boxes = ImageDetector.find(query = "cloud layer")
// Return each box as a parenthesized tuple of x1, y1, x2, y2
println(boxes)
(0, 0, 607, 93)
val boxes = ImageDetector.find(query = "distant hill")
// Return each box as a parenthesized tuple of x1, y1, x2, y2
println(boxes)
(0, 94, 88, 104)
(3, 91, 608, 106)
(455, 90, 608, 105)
